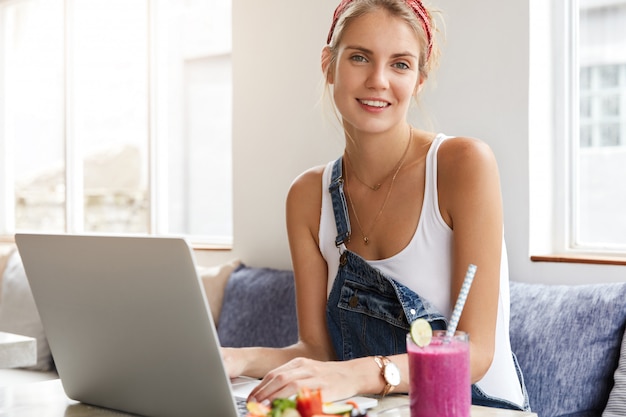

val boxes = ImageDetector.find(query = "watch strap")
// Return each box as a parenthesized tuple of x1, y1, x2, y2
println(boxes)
(374, 355, 396, 397)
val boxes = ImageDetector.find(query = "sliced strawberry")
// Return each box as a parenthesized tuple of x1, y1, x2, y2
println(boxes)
(296, 387, 323, 417)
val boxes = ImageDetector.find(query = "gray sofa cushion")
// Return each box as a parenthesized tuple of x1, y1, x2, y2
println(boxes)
(0, 250, 53, 371)
(510, 281, 626, 417)
(603, 329, 626, 417)
(217, 264, 298, 348)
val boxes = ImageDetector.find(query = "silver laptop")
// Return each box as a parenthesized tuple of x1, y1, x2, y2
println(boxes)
(15, 233, 259, 417)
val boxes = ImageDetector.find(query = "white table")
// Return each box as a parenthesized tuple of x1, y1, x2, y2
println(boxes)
(371, 394, 537, 416)
(0, 379, 537, 417)
(0, 332, 36, 369)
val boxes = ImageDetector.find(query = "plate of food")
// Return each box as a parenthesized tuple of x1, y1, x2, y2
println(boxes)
(244, 387, 377, 417)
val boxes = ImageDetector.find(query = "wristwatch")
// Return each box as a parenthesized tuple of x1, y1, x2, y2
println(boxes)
(374, 355, 401, 396)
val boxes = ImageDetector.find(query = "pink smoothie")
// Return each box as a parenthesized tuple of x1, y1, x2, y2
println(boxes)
(406, 332, 470, 417)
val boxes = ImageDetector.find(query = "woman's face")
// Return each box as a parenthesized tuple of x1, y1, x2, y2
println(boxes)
(329, 9, 423, 136)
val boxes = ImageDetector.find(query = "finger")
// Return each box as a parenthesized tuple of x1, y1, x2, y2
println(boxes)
(248, 372, 294, 402)
(249, 369, 314, 402)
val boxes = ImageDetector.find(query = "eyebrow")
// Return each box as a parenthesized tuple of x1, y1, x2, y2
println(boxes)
(345, 45, 418, 60)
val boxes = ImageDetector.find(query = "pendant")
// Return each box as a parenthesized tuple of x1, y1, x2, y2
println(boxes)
(372, 184, 381, 191)
(363, 237, 369, 245)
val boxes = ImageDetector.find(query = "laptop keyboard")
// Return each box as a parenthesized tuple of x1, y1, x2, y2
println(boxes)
(236, 397, 248, 417)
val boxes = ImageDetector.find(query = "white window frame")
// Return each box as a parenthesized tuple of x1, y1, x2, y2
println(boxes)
(530, 0, 626, 259)
(556, 0, 579, 255)
(0, 0, 232, 246)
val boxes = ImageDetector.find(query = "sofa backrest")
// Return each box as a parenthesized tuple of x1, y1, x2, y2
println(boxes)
(509, 281, 626, 417)
(215, 265, 626, 417)
(217, 264, 298, 348)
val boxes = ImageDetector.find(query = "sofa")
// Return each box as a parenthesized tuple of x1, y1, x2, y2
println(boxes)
(1, 247, 625, 417)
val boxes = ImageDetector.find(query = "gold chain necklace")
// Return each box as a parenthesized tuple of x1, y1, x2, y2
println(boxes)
(344, 153, 382, 191)
(344, 128, 413, 245)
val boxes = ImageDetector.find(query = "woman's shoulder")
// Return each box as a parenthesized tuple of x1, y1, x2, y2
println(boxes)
(437, 135, 498, 175)
(286, 164, 327, 209)
(435, 136, 503, 224)
(286, 164, 328, 238)
(289, 164, 327, 193)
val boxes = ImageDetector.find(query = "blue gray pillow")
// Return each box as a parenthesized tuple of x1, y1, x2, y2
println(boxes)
(509, 281, 626, 417)
(217, 264, 298, 348)
(603, 329, 626, 417)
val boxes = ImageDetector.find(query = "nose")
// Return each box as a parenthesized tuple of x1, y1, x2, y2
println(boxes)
(365, 64, 389, 90)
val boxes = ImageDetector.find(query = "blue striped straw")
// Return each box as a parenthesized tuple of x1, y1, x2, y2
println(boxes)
(446, 264, 477, 338)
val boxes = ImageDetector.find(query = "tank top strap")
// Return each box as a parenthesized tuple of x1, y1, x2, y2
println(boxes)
(424, 134, 448, 203)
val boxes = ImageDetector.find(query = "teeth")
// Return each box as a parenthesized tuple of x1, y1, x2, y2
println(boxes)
(360, 99, 387, 108)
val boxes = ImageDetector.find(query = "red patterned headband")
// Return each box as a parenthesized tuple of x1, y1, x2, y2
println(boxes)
(326, 0, 433, 60)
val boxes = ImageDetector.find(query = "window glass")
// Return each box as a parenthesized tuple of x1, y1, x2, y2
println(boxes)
(575, 1, 626, 249)
(0, 0, 232, 243)
(73, 0, 149, 233)
(2, 0, 65, 232)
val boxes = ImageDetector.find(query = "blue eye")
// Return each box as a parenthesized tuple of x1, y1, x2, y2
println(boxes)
(351, 55, 367, 63)
(393, 62, 410, 70)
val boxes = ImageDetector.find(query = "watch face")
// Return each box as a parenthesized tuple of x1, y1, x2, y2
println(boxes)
(384, 362, 401, 386)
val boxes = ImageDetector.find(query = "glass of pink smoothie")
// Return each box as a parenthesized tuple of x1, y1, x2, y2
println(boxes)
(406, 331, 470, 417)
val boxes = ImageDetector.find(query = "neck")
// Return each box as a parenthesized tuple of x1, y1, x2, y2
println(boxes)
(344, 125, 413, 179)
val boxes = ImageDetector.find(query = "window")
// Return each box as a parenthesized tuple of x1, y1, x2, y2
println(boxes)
(574, 0, 626, 252)
(531, 0, 626, 258)
(579, 64, 625, 148)
(0, 0, 232, 245)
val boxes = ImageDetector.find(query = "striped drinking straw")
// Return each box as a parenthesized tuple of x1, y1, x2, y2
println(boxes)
(446, 264, 477, 339)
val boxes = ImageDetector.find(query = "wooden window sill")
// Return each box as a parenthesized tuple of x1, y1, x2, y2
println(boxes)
(531, 254, 626, 266)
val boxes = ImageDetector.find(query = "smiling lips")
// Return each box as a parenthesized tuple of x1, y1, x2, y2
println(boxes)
(358, 99, 390, 108)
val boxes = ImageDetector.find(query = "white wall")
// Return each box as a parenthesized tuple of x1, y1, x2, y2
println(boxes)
(196, 0, 626, 285)
(195, 0, 343, 269)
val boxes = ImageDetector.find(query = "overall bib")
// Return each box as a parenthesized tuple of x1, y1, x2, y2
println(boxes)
(324, 157, 530, 411)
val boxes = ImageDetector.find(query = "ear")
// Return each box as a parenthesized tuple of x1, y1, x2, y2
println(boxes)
(413, 75, 426, 96)
(321, 46, 335, 84)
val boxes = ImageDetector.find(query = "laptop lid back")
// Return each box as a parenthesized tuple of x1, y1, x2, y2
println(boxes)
(15, 233, 239, 417)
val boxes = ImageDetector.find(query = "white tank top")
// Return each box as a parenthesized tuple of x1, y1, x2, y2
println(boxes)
(318, 133, 524, 407)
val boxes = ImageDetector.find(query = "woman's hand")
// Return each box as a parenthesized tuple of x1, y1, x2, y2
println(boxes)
(247, 357, 367, 404)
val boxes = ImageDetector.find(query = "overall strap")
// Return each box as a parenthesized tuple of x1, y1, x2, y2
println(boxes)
(328, 156, 351, 247)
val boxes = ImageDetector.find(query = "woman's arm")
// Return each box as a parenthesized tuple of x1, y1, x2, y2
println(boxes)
(286, 166, 337, 363)
(222, 166, 338, 396)
(437, 137, 504, 382)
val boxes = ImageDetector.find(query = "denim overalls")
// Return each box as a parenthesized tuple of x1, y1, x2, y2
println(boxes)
(324, 157, 530, 411)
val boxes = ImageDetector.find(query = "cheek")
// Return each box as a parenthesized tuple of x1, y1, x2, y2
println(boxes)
(396, 78, 420, 102)
(332, 83, 350, 114)
(332, 72, 358, 102)
(334, 67, 357, 89)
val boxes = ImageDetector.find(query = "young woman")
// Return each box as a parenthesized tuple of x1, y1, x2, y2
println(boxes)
(222, 0, 529, 411)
